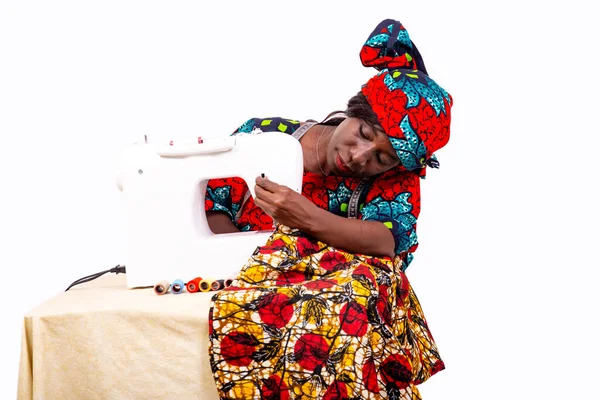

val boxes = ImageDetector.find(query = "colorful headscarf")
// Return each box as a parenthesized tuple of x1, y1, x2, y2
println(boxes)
(360, 19, 453, 174)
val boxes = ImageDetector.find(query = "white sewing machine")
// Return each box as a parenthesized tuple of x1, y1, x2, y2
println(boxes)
(116, 132, 304, 288)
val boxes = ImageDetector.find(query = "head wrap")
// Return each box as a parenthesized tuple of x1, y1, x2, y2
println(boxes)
(360, 19, 453, 174)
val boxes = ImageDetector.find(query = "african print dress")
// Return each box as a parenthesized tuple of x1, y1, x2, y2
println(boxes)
(205, 118, 444, 399)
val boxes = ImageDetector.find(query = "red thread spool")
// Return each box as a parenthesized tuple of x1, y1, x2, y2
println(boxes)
(186, 277, 202, 293)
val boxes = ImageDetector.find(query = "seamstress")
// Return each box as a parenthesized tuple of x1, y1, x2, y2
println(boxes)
(206, 18, 452, 400)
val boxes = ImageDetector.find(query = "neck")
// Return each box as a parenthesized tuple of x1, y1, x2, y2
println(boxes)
(300, 124, 330, 175)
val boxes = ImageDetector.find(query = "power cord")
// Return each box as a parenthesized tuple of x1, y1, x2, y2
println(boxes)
(65, 264, 126, 292)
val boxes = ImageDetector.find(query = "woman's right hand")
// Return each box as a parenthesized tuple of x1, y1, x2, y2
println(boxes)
(254, 176, 319, 231)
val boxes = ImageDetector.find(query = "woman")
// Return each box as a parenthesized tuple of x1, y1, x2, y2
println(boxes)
(206, 18, 452, 399)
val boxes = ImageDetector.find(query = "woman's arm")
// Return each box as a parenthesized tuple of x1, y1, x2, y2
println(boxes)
(206, 211, 240, 234)
(304, 207, 395, 258)
(254, 176, 395, 258)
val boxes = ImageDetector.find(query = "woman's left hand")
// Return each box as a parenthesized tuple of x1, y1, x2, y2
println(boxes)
(254, 175, 318, 230)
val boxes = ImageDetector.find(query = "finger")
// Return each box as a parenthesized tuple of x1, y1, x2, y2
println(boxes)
(253, 196, 273, 217)
(255, 176, 281, 193)
(254, 184, 275, 204)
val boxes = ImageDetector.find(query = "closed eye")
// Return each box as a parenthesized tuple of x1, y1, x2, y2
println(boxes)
(359, 125, 371, 141)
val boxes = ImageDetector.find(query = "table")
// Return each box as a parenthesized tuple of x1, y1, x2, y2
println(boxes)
(17, 273, 220, 400)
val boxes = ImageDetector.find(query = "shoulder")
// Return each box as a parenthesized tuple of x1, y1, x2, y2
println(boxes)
(233, 117, 304, 135)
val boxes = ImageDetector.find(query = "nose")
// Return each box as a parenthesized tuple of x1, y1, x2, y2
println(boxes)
(349, 141, 376, 170)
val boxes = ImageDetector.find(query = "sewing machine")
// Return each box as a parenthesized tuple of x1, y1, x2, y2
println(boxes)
(116, 132, 304, 289)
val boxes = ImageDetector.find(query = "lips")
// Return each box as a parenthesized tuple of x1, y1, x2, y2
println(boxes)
(336, 153, 351, 173)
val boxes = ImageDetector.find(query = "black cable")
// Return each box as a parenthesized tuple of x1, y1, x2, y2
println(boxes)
(64, 265, 126, 291)
(68, 271, 107, 286)
(65, 264, 126, 291)
(64, 270, 114, 292)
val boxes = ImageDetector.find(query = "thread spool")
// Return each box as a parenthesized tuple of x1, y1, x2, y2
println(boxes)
(211, 279, 225, 291)
(224, 278, 235, 287)
(199, 279, 212, 292)
(186, 277, 202, 293)
(153, 280, 170, 295)
(171, 279, 185, 294)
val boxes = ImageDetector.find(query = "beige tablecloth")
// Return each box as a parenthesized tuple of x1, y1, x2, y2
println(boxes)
(17, 273, 219, 400)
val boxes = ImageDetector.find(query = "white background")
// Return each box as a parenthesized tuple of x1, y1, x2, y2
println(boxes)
(1, 0, 599, 398)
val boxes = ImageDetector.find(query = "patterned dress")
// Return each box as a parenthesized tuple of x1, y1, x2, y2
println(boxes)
(205, 118, 444, 399)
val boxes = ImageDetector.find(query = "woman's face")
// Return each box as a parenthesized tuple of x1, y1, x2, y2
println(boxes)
(327, 117, 400, 177)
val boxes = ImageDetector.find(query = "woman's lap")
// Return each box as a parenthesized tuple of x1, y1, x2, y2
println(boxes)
(208, 226, 443, 399)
